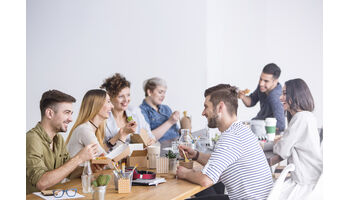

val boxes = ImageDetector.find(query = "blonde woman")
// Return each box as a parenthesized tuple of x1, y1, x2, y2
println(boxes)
(66, 89, 114, 161)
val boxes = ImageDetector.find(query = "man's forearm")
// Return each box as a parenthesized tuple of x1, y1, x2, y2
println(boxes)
(183, 170, 213, 188)
(242, 96, 252, 107)
(196, 152, 211, 166)
(36, 155, 83, 191)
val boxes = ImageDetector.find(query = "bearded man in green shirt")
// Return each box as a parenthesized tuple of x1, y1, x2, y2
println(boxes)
(26, 90, 100, 194)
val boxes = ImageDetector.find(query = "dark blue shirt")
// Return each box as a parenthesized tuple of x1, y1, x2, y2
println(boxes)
(249, 83, 285, 131)
(140, 100, 179, 142)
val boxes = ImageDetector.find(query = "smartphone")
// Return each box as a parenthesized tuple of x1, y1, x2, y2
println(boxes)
(41, 190, 54, 196)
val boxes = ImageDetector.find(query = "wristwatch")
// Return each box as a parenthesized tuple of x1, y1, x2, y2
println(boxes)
(193, 151, 200, 161)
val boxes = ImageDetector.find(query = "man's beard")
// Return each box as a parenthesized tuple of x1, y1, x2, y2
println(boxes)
(207, 113, 219, 128)
(54, 122, 68, 133)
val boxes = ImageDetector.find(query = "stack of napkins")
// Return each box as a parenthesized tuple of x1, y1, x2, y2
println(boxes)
(132, 178, 166, 186)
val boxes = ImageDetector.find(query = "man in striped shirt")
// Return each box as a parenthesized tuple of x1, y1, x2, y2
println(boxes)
(177, 84, 273, 200)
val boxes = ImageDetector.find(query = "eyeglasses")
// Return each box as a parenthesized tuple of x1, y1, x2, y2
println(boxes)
(53, 188, 77, 198)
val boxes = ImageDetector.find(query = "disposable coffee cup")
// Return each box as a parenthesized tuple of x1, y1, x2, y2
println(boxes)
(265, 118, 277, 141)
(147, 146, 160, 168)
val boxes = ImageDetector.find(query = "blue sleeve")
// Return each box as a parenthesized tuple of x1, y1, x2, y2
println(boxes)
(139, 105, 150, 124)
(249, 85, 260, 107)
(163, 105, 173, 118)
(164, 105, 179, 133)
(268, 94, 285, 131)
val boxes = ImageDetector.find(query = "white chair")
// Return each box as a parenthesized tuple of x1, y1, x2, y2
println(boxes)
(306, 173, 323, 200)
(267, 164, 295, 200)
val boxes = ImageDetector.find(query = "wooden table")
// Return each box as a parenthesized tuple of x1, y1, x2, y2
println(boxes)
(26, 169, 207, 200)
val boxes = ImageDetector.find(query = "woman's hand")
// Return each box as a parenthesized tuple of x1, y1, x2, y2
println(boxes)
(110, 120, 138, 143)
(118, 121, 137, 141)
(145, 137, 156, 146)
(91, 152, 107, 172)
(274, 135, 282, 144)
(122, 121, 137, 134)
(91, 164, 105, 172)
(168, 111, 180, 124)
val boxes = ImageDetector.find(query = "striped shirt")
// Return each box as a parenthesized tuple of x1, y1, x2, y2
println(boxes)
(202, 121, 273, 200)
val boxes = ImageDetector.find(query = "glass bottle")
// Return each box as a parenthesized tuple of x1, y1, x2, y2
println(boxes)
(179, 129, 194, 149)
(81, 160, 93, 193)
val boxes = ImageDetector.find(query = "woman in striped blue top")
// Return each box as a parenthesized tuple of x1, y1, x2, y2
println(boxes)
(177, 84, 273, 200)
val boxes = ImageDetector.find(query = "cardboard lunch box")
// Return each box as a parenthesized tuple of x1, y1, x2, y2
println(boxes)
(127, 149, 148, 168)
(130, 129, 151, 147)
(92, 144, 130, 165)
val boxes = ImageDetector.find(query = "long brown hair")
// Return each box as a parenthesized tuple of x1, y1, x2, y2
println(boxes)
(66, 89, 107, 150)
(285, 78, 315, 122)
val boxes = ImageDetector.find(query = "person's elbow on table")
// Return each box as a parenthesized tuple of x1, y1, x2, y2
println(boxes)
(36, 176, 49, 191)
(199, 174, 214, 188)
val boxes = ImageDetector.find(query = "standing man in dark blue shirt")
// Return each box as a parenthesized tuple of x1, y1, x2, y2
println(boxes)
(238, 63, 285, 131)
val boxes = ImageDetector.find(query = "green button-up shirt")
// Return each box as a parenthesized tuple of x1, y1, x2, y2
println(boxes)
(26, 122, 70, 194)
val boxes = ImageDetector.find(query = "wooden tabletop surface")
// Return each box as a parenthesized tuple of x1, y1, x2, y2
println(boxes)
(26, 142, 281, 199)
(27, 167, 207, 200)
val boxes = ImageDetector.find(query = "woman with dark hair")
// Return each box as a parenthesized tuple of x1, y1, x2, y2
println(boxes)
(273, 78, 322, 199)
(100, 73, 155, 151)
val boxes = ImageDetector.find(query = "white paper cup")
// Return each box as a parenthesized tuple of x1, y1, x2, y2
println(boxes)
(147, 146, 160, 168)
(265, 118, 277, 134)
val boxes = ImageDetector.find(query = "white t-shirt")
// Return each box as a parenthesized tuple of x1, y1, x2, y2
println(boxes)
(104, 105, 155, 151)
(66, 122, 106, 158)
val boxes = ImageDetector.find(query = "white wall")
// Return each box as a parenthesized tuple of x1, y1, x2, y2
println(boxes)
(206, 0, 323, 125)
(265, 0, 323, 125)
(206, 0, 267, 123)
(27, 0, 323, 138)
(27, 0, 208, 137)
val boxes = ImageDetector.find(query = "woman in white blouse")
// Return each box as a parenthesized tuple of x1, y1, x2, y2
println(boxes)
(66, 89, 114, 159)
(100, 73, 155, 151)
(273, 78, 322, 199)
